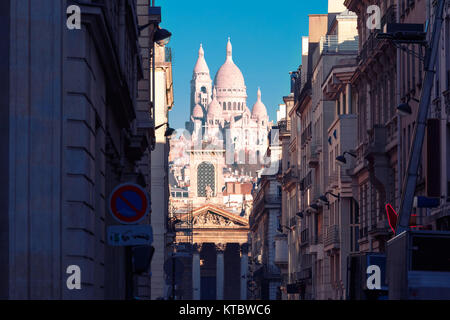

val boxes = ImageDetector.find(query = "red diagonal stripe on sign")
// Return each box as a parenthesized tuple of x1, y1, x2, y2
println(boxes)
(118, 194, 141, 215)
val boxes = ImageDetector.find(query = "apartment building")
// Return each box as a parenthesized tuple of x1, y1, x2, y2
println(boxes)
(424, 0, 450, 230)
(273, 0, 449, 300)
(289, 2, 359, 300)
(150, 43, 174, 299)
(0, 0, 155, 299)
(278, 87, 301, 300)
(396, 0, 450, 231)
(249, 173, 283, 300)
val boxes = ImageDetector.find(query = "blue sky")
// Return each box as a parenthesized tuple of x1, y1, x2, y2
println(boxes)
(161, 0, 328, 129)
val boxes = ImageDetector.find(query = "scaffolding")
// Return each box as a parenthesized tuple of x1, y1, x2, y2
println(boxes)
(169, 199, 193, 249)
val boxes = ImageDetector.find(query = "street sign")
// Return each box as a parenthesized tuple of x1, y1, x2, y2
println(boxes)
(107, 225, 153, 246)
(413, 196, 440, 208)
(109, 183, 150, 224)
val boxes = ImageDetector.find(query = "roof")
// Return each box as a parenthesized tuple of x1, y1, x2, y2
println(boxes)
(214, 38, 246, 90)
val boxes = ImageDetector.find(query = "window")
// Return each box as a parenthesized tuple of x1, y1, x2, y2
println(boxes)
(350, 198, 360, 252)
(343, 92, 347, 115)
(228, 102, 231, 110)
(197, 162, 215, 197)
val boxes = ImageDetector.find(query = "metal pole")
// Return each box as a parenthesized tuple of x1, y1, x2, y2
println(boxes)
(396, 0, 446, 233)
(172, 255, 175, 300)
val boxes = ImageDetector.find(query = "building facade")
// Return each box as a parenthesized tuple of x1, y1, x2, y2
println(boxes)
(274, 0, 450, 300)
(0, 0, 157, 299)
(150, 43, 174, 299)
(249, 172, 283, 300)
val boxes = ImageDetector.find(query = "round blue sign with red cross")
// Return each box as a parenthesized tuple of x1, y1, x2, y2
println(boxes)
(109, 183, 150, 224)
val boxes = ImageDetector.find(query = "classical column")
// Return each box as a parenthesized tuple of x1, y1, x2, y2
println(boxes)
(192, 244, 201, 300)
(240, 243, 249, 300)
(216, 243, 226, 300)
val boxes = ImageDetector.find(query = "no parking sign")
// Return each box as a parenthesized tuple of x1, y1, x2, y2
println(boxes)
(108, 183, 150, 224)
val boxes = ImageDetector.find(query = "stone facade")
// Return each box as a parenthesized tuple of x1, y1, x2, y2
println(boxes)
(0, 0, 155, 299)
(249, 166, 283, 300)
(150, 43, 174, 299)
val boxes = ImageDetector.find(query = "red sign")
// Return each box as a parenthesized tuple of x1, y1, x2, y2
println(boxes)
(385, 204, 421, 234)
(385, 204, 398, 233)
(109, 183, 150, 224)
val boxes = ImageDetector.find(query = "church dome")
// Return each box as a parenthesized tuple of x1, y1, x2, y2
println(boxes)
(214, 38, 246, 90)
(193, 104, 204, 118)
(194, 44, 210, 74)
(207, 88, 222, 118)
(252, 88, 268, 120)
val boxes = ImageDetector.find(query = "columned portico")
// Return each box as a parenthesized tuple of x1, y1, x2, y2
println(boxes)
(240, 244, 249, 300)
(192, 245, 201, 300)
(179, 204, 249, 300)
(216, 244, 226, 300)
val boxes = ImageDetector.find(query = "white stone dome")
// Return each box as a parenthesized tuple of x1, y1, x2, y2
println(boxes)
(192, 104, 204, 118)
(194, 44, 210, 74)
(214, 38, 246, 90)
(252, 88, 268, 120)
(207, 88, 222, 118)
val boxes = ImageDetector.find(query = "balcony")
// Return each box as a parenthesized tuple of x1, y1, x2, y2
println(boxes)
(289, 216, 297, 229)
(364, 125, 387, 160)
(300, 228, 310, 246)
(303, 171, 312, 189)
(278, 119, 291, 135)
(125, 132, 149, 162)
(324, 225, 340, 250)
(274, 236, 288, 267)
(368, 219, 391, 237)
(281, 166, 298, 190)
(358, 5, 396, 64)
(308, 144, 320, 168)
(319, 35, 359, 54)
(301, 124, 312, 146)
(328, 172, 339, 189)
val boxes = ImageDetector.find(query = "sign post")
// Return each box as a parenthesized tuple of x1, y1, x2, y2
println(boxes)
(107, 183, 152, 300)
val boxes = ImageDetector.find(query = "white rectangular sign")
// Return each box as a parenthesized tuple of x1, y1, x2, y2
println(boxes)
(107, 225, 153, 246)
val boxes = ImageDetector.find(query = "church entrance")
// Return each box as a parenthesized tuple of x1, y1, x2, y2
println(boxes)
(200, 276, 216, 300)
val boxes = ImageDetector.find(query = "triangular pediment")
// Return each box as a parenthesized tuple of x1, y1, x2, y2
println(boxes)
(191, 204, 249, 228)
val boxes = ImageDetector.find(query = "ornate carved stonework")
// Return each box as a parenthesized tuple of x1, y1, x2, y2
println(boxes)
(192, 211, 241, 228)
(215, 243, 226, 253)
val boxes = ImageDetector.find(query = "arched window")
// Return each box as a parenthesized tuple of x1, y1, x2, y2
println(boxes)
(201, 86, 207, 93)
(197, 162, 215, 197)
(233, 102, 237, 110)
(223, 102, 226, 111)
(228, 102, 231, 110)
